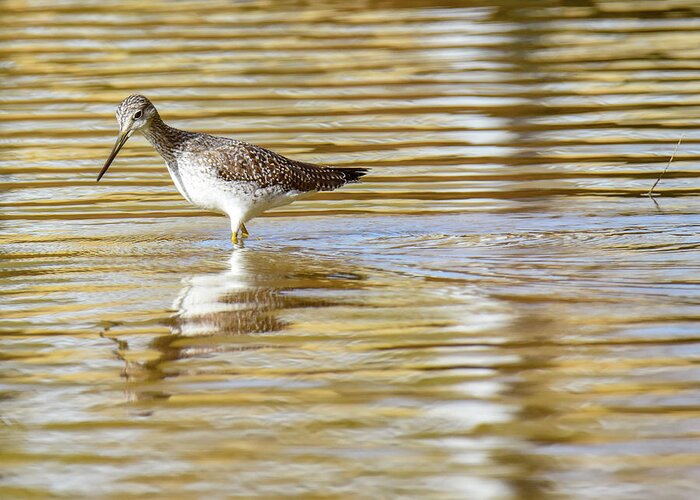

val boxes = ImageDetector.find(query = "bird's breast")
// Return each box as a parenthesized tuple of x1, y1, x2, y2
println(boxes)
(167, 159, 253, 213)
(165, 162, 196, 205)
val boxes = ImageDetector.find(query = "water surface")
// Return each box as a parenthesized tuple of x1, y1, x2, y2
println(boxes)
(1, 0, 700, 498)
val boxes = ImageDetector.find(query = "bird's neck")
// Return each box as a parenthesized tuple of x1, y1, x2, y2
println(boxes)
(141, 114, 194, 163)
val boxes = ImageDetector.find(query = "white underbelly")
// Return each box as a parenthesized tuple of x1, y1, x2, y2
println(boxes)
(168, 164, 312, 221)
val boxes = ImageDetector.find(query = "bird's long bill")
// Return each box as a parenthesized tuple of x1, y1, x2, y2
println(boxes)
(97, 131, 131, 182)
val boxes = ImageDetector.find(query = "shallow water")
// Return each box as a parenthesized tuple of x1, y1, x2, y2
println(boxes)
(2, 0, 700, 498)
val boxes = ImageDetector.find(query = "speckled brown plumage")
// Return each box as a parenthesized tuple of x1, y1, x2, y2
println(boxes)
(208, 141, 366, 192)
(135, 98, 367, 192)
(150, 128, 367, 192)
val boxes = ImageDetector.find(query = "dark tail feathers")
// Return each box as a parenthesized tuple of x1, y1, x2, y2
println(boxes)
(339, 167, 369, 184)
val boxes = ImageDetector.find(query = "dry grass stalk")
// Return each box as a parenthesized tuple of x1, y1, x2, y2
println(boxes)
(648, 135, 683, 199)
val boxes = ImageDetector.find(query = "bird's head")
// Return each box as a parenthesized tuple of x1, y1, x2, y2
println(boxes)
(116, 94, 157, 133)
(97, 94, 158, 182)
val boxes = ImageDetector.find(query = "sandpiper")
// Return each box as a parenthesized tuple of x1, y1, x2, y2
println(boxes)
(97, 94, 367, 244)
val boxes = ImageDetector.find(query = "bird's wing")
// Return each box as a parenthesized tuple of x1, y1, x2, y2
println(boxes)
(210, 141, 366, 192)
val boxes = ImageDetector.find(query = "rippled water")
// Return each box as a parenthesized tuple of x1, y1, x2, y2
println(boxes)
(2, 0, 700, 498)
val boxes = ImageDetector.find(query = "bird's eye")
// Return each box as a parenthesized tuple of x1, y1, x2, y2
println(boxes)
(134, 110, 143, 119)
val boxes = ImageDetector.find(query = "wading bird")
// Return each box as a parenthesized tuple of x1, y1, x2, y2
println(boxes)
(98, 95, 367, 244)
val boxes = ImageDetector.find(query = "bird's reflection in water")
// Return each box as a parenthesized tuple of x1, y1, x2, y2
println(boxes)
(105, 248, 362, 405)
(172, 250, 288, 338)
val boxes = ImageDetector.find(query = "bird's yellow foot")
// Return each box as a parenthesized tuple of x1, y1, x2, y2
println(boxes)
(231, 223, 249, 246)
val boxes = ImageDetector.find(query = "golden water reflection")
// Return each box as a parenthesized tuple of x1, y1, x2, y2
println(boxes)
(79, 245, 520, 497)
(106, 250, 352, 403)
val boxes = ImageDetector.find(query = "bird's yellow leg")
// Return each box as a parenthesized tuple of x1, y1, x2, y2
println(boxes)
(231, 230, 239, 245)
(241, 223, 249, 238)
